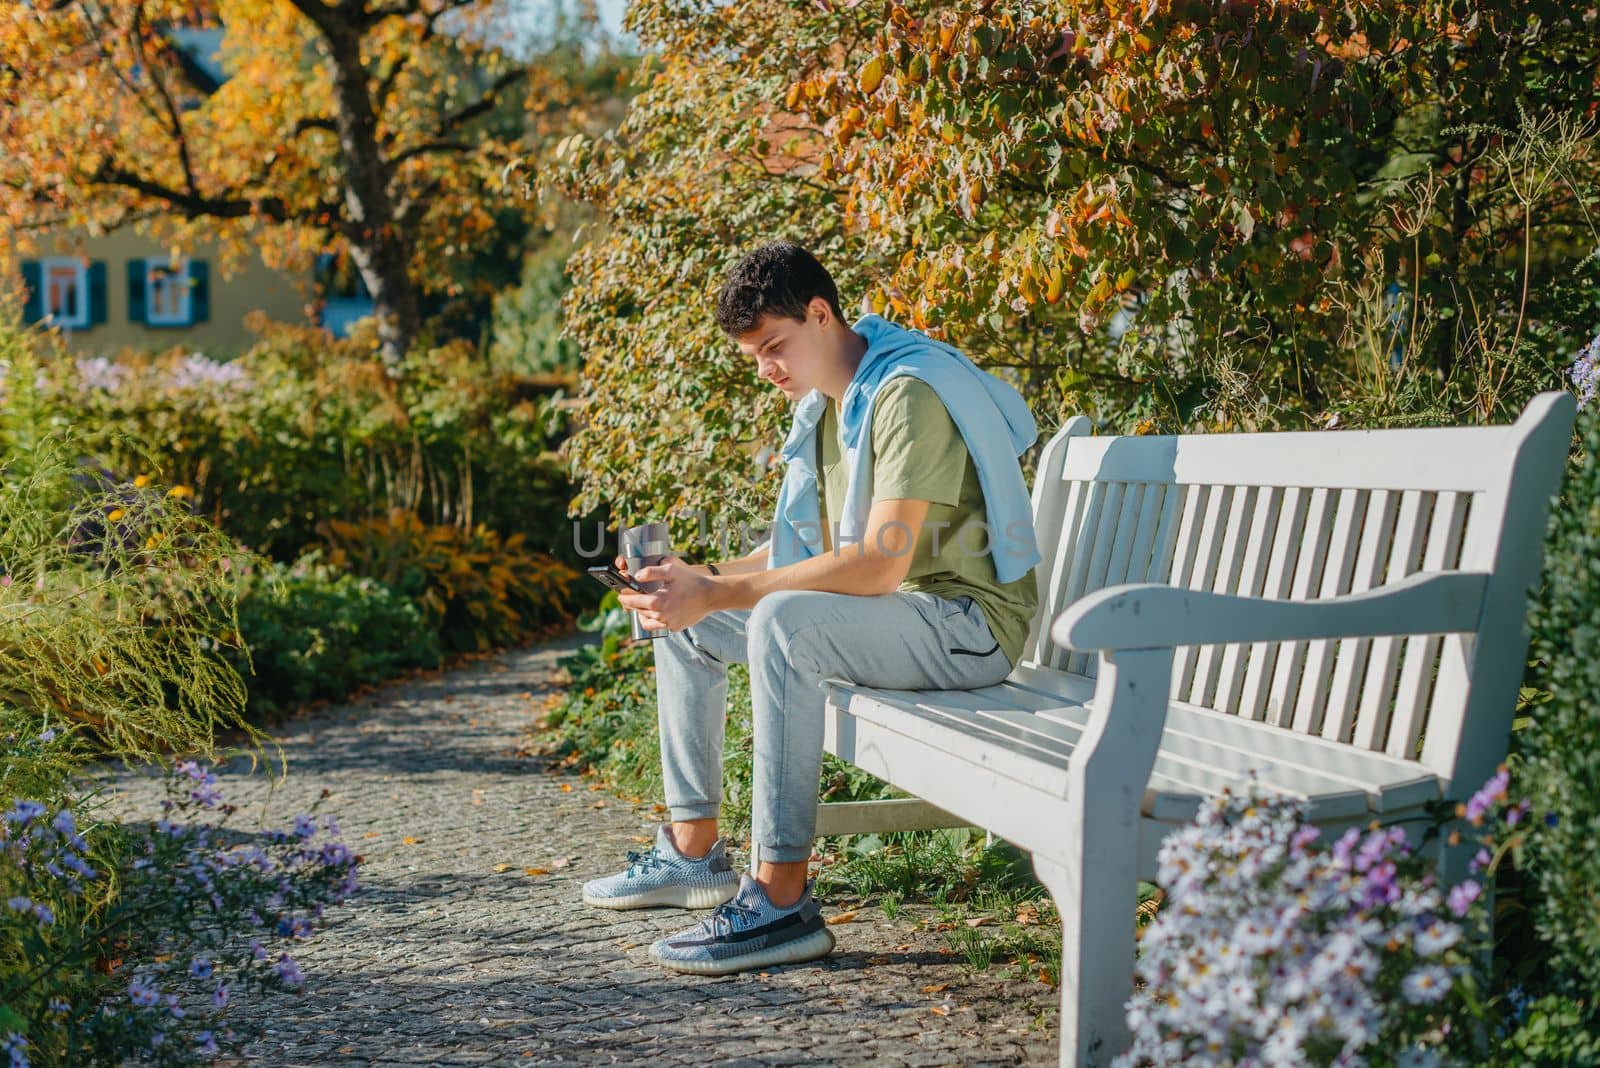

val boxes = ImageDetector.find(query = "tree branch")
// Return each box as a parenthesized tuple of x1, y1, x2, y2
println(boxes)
(387, 139, 473, 170)
(433, 67, 528, 135)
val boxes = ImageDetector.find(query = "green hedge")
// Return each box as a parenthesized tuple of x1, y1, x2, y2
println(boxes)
(1519, 401, 1600, 1006)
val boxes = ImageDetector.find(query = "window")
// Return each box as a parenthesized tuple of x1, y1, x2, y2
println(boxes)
(40, 257, 89, 328)
(144, 257, 192, 325)
(128, 256, 208, 327)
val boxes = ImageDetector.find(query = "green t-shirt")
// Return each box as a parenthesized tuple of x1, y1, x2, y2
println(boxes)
(817, 376, 1040, 669)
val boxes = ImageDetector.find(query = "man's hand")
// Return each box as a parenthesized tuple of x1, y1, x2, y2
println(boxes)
(615, 555, 718, 633)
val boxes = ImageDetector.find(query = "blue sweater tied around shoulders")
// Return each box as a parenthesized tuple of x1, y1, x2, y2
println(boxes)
(764, 313, 1041, 585)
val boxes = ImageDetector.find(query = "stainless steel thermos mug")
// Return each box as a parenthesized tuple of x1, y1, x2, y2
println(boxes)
(619, 520, 671, 642)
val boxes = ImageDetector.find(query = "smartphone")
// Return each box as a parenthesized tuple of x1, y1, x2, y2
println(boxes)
(587, 562, 643, 593)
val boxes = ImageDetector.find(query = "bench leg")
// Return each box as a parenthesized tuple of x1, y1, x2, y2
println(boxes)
(1035, 647, 1174, 1067)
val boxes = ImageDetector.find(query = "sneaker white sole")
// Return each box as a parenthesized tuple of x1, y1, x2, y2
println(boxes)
(649, 925, 837, 975)
(582, 879, 740, 910)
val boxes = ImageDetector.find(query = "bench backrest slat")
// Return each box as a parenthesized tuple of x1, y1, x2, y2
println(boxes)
(1386, 492, 1472, 759)
(1021, 395, 1576, 790)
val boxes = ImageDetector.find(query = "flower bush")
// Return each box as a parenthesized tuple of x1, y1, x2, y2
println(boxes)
(9, 314, 584, 570)
(1115, 769, 1531, 1067)
(317, 507, 581, 654)
(0, 758, 360, 1066)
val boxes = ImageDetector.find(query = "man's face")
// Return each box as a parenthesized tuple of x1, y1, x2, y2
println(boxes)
(736, 300, 830, 401)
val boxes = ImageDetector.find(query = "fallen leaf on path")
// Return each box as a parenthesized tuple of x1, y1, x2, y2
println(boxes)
(551, 858, 570, 869)
(402, 837, 421, 845)
(560, 784, 573, 793)
(930, 1005, 950, 1017)
(492, 864, 512, 873)
(525, 867, 551, 876)
(964, 916, 994, 928)
(825, 911, 858, 925)
(921, 983, 948, 994)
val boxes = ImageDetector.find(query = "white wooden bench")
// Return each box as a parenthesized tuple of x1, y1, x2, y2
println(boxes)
(810, 391, 1575, 1067)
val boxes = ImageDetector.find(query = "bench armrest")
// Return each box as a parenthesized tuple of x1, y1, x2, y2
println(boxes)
(1051, 570, 1490, 654)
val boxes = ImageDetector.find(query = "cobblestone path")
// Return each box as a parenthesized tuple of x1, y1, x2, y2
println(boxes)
(97, 627, 1061, 1066)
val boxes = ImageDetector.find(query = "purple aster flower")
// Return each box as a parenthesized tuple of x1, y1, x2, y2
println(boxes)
(1447, 880, 1482, 917)
(188, 956, 212, 980)
(1505, 798, 1532, 827)
(195, 1031, 219, 1056)
(1331, 827, 1361, 869)
(211, 984, 229, 1009)
(1464, 768, 1509, 823)
(2, 1031, 27, 1068)
(128, 979, 159, 1008)
(5, 801, 46, 826)
(1571, 333, 1600, 407)
(1468, 848, 1491, 874)
(273, 953, 305, 987)
(190, 781, 224, 808)
(292, 814, 317, 839)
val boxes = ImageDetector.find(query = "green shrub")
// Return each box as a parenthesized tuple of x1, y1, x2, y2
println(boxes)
(0, 317, 262, 780)
(316, 507, 580, 653)
(19, 316, 583, 566)
(226, 550, 443, 721)
(1518, 400, 1600, 1006)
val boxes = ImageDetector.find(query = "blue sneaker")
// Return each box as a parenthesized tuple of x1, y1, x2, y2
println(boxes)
(648, 872, 836, 975)
(581, 824, 740, 910)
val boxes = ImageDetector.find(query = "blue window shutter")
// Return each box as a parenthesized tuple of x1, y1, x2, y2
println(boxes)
(88, 261, 108, 324)
(20, 260, 42, 324)
(127, 259, 147, 324)
(190, 259, 209, 323)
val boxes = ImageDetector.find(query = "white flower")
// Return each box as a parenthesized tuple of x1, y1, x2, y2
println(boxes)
(1413, 919, 1462, 957)
(1401, 965, 1453, 1004)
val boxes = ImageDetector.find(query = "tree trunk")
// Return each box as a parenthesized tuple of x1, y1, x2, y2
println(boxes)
(325, 24, 420, 368)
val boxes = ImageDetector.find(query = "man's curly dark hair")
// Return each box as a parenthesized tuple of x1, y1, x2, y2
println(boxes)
(713, 240, 848, 338)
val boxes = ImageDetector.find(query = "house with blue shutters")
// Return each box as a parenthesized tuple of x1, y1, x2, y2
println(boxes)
(12, 229, 375, 356)
(7, 26, 375, 355)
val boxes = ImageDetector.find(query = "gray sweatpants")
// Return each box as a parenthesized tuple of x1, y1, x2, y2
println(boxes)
(650, 587, 1014, 866)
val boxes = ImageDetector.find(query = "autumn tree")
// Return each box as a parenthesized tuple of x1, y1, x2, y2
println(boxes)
(544, 0, 1600, 550)
(1, 0, 623, 364)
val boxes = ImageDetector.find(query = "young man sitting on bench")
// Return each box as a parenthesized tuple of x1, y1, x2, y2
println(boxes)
(581, 239, 1042, 975)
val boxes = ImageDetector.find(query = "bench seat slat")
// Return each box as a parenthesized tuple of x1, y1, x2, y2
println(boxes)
(890, 680, 1375, 814)
(1007, 664, 1441, 806)
(826, 665, 1434, 823)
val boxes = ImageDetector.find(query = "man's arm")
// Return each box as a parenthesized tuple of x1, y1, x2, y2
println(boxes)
(709, 498, 931, 611)
(617, 498, 937, 631)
